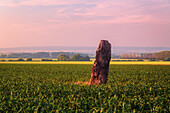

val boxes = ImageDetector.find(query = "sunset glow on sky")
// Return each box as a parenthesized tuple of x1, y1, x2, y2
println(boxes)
(0, 0, 170, 48)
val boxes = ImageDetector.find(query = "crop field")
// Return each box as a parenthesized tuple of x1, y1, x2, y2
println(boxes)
(0, 64, 169, 112)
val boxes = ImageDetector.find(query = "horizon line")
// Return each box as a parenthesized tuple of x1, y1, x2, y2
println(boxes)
(1, 45, 170, 49)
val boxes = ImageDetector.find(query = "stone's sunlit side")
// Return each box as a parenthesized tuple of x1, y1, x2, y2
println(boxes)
(90, 40, 111, 85)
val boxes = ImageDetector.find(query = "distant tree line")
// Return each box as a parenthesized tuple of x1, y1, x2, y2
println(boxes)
(120, 51, 170, 61)
(0, 54, 90, 61)
(1, 51, 169, 61)
(0, 52, 89, 58)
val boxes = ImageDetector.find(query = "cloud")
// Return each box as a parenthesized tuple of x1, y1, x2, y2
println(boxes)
(45, 0, 170, 24)
(1, 0, 170, 24)
(1, 0, 170, 48)
(0, 0, 94, 7)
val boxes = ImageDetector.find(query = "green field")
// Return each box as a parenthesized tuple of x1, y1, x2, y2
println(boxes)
(0, 64, 169, 112)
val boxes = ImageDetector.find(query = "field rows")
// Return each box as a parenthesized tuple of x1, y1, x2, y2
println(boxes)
(0, 64, 169, 112)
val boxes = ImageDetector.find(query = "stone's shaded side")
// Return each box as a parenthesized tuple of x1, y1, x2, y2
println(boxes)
(90, 40, 111, 85)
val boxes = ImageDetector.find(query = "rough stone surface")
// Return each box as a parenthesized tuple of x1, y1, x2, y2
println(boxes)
(90, 40, 111, 85)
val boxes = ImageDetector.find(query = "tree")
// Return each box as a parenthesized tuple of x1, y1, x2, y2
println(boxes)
(137, 59, 144, 61)
(164, 57, 170, 61)
(26, 58, 32, 61)
(57, 54, 70, 61)
(150, 59, 156, 61)
(41, 59, 53, 61)
(81, 56, 90, 61)
(17, 58, 25, 61)
(71, 54, 82, 61)
(71, 54, 90, 61)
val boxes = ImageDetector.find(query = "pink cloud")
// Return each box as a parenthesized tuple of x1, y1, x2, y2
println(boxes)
(43, 0, 170, 25)
(0, 0, 93, 7)
(1, 0, 170, 24)
(97, 15, 167, 24)
(0, 0, 170, 48)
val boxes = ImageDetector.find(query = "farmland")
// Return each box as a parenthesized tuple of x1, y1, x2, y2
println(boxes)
(0, 64, 169, 112)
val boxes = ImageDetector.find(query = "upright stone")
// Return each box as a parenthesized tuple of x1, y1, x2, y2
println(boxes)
(90, 40, 111, 85)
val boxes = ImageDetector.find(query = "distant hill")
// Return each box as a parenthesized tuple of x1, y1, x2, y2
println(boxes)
(154, 51, 170, 60)
(0, 46, 170, 55)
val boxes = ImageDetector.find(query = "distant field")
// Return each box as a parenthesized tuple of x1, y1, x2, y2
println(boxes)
(0, 61, 170, 65)
(0, 58, 170, 65)
(0, 58, 47, 61)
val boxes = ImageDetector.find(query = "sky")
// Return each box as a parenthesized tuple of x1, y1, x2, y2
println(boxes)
(0, 0, 170, 48)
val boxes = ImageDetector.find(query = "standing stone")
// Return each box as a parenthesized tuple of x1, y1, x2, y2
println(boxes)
(90, 40, 111, 85)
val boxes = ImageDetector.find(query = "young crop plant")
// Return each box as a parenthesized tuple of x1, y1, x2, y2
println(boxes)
(0, 64, 169, 112)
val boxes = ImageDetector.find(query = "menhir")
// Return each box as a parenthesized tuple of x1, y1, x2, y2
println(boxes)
(90, 40, 111, 85)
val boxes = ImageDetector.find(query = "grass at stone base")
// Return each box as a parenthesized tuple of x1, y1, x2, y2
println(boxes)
(0, 61, 170, 65)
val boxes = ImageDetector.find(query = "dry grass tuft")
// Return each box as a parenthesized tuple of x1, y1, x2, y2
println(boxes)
(74, 81, 90, 86)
